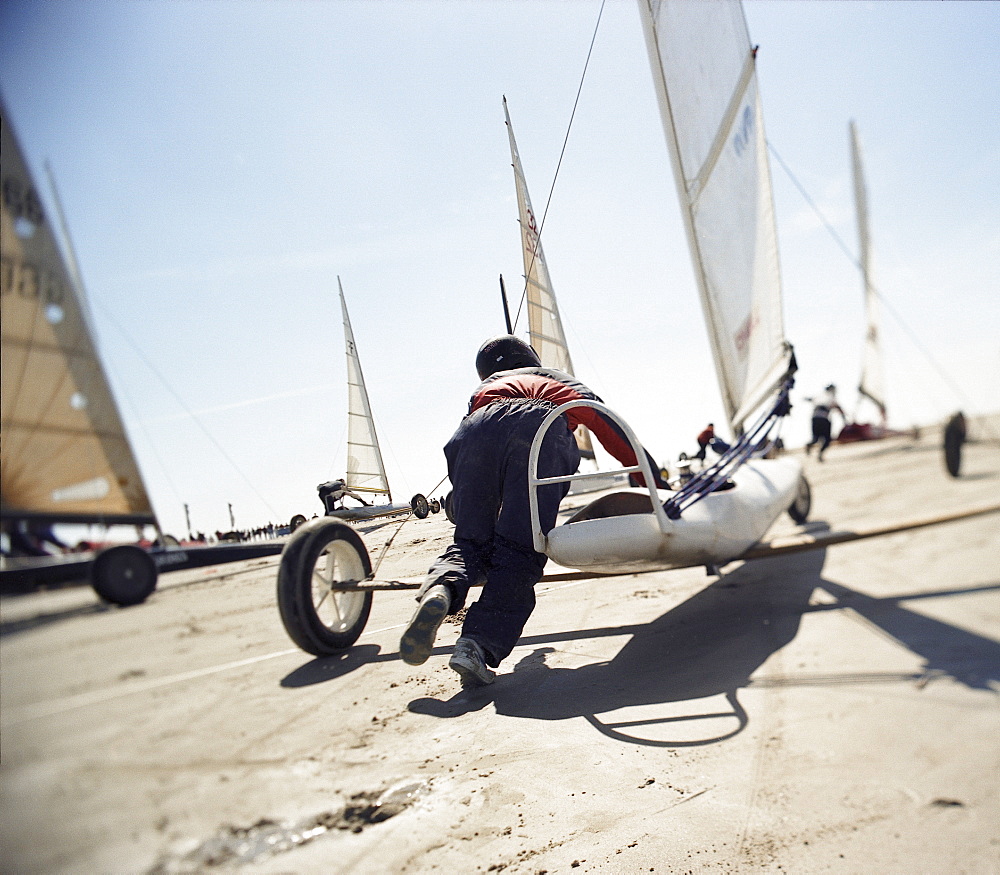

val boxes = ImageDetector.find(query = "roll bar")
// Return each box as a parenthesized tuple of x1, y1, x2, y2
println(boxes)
(527, 399, 670, 554)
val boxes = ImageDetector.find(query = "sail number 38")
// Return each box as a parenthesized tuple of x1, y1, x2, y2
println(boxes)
(0, 255, 66, 305)
(1, 175, 66, 305)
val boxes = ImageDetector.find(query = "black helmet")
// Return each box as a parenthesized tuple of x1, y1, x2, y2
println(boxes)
(475, 335, 541, 380)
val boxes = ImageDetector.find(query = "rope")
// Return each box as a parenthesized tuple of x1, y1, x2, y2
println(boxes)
(664, 380, 794, 520)
(513, 0, 607, 330)
(369, 473, 449, 577)
(767, 141, 988, 431)
(88, 296, 283, 522)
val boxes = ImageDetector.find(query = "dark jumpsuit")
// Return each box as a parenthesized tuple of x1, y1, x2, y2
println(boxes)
(425, 366, 666, 667)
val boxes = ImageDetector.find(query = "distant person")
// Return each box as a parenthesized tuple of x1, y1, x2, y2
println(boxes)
(805, 384, 844, 461)
(317, 479, 369, 513)
(695, 423, 715, 462)
(400, 335, 668, 687)
(6, 521, 68, 557)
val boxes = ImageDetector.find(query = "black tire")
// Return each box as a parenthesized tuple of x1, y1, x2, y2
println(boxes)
(289, 514, 307, 532)
(91, 545, 158, 606)
(943, 415, 965, 478)
(276, 518, 373, 655)
(429, 498, 441, 514)
(444, 491, 456, 524)
(787, 475, 812, 525)
(411, 493, 430, 519)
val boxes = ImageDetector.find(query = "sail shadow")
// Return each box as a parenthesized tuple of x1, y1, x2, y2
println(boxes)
(407, 549, 824, 729)
(814, 579, 1000, 691)
(474, 547, 829, 745)
(477, 529, 998, 743)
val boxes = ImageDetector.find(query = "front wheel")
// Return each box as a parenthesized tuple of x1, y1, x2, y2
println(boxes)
(276, 518, 373, 655)
(787, 475, 812, 525)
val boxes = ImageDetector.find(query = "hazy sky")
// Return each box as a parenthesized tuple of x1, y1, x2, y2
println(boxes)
(2, 0, 997, 537)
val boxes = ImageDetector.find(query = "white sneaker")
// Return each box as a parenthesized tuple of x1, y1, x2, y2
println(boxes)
(449, 637, 496, 687)
(400, 584, 451, 665)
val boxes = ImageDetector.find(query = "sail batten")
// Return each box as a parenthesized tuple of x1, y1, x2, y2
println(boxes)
(690, 49, 757, 204)
(1, 100, 156, 525)
(639, 0, 792, 434)
(338, 278, 391, 500)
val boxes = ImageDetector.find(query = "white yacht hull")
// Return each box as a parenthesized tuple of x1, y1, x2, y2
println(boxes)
(544, 457, 803, 575)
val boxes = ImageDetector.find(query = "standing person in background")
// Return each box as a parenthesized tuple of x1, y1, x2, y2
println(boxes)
(805, 384, 844, 462)
(695, 423, 715, 462)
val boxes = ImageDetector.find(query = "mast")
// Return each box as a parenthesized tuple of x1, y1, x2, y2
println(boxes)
(338, 278, 391, 500)
(499, 274, 514, 335)
(503, 96, 595, 459)
(850, 121, 887, 423)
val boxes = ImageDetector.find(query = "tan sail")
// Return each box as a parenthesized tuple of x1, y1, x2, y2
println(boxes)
(1, 101, 155, 525)
(503, 97, 595, 459)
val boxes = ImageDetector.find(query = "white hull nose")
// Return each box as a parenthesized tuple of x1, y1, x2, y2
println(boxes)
(545, 458, 803, 575)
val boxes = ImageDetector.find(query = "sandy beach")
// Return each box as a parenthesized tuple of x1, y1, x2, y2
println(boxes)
(2, 421, 998, 874)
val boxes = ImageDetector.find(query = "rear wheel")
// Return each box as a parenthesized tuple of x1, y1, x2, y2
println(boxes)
(276, 518, 373, 655)
(787, 475, 812, 524)
(91, 545, 158, 606)
(411, 493, 430, 519)
(289, 514, 308, 532)
(444, 491, 456, 524)
(943, 414, 965, 478)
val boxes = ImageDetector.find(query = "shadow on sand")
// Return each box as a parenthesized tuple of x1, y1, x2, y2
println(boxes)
(280, 644, 392, 688)
(0, 601, 114, 637)
(408, 525, 1000, 746)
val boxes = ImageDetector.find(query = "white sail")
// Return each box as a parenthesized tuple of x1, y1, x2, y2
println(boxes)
(1, 99, 155, 525)
(503, 97, 596, 459)
(338, 278, 391, 499)
(639, 0, 792, 433)
(850, 120, 887, 421)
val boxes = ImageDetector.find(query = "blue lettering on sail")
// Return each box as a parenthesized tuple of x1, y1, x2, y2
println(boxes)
(732, 105, 754, 157)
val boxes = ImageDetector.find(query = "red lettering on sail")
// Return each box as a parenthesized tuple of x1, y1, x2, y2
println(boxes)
(734, 311, 757, 359)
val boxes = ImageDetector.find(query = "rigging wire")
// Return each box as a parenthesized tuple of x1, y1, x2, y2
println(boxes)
(116, 377, 185, 514)
(513, 0, 607, 330)
(91, 298, 283, 523)
(45, 163, 176, 530)
(42, 159, 284, 529)
(369, 473, 449, 578)
(371, 407, 417, 499)
(44, 162, 93, 327)
(767, 142, 979, 415)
